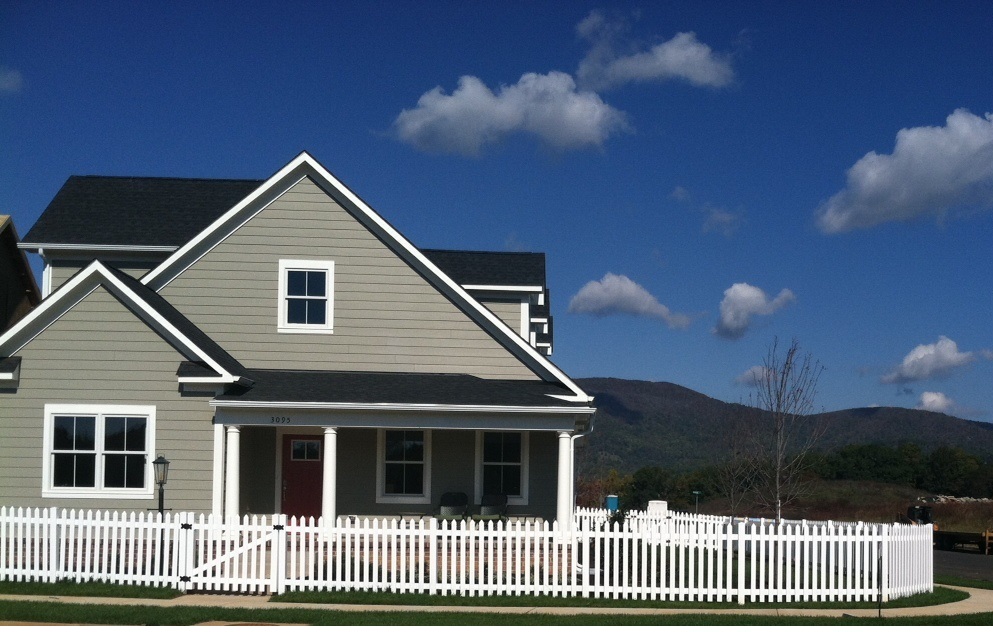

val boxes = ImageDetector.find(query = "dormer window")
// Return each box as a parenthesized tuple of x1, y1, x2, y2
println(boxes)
(278, 259, 334, 333)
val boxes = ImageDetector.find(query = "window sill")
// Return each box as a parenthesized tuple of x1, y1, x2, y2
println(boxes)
(43, 490, 154, 500)
(277, 326, 334, 335)
(376, 495, 431, 505)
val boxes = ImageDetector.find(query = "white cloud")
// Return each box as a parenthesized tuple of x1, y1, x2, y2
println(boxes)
(917, 391, 954, 413)
(576, 12, 734, 91)
(735, 365, 771, 387)
(393, 72, 630, 155)
(881, 335, 975, 384)
(816, 109, 993, 233)
(701, 205, 742, 237)
(0, 67, 22, 94)
(713, 283, 795, 340)
(568, 273, 691, 329)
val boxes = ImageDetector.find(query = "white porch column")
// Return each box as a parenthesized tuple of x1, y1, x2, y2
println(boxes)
(556, 431, 573, 529)
(211, 423, 225, 517)
(322, 426, 337, 527)
(224, 425, 241, 522)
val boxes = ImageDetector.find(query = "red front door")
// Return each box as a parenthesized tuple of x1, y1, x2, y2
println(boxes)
(281, 434, 324, 519)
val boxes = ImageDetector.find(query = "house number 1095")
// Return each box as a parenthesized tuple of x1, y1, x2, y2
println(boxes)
(270, 416, 291, 424)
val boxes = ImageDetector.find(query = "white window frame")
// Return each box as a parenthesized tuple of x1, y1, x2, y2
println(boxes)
(474, 430, 529, 506)
(277, 259, 334, 334)
(42, 404, 156, 499)
(376, 429, 432, 504)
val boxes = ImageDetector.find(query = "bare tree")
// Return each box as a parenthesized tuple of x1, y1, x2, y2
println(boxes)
(745, 337, 826, 521)
(715, 404, 755, 517)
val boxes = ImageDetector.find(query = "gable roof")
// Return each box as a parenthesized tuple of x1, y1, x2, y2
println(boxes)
(0, 260, 250, 384)
(21, 176, 262, 250)
(139, 152, 590, 402)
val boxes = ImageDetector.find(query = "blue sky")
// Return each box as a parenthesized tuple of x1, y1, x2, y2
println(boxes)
(2, 1, 991, 420)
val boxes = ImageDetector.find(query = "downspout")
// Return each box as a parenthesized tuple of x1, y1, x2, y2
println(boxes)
(569, 407, 596, 513)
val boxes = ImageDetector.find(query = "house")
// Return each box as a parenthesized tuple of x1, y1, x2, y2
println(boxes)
(0, 153, 595, 525)
(0, 215, 41, 331)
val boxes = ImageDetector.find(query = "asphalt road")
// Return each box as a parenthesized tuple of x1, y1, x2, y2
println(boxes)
(934, 549, 993, 581)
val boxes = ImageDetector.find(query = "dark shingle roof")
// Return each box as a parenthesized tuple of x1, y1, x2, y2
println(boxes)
(214, 369, 582, 408)
(23, 176, 263, 247)
(422, 249, 545, 287)
(102, 266, 249, 379)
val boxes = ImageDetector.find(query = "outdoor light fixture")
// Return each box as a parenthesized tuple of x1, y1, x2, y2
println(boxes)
(692, 490, 701, 514)
(152, 454, 170, 515)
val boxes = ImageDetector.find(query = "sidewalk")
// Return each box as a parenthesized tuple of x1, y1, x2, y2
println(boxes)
(1, 585, 992, 620)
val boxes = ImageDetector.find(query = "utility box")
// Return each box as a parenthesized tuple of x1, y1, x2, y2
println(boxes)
(605, 494, 619, 511)
(647, 500, 668, 515)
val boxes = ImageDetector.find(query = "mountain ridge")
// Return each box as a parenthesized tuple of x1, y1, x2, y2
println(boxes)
(575, 377, 993, 475)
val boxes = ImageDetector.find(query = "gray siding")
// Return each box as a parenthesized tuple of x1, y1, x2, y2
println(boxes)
(0, 284, 216, 511)
(159, 178, 537, 380)
(480, 298, 523, 338)
(49, 260, 159, 292)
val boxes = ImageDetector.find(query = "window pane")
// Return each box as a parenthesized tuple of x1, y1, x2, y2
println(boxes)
(502, 465, 522, 496)
(76, 454, 95, 487)
(53, 454, 76, 487)
(306, 441, 321, 460)
(385, 431, 405, 461)
(305, 299, 326, 324)
(483, 432, 502, 462)
(287, 298, 307, 324)
(125, 418, 146, 452)
(403, 432, 424, 461)
(104, 454, 126, 488)
(292, 440, 307, 460)
(125, 454, 145, 488)
(483, 464, 501, 495)
(305, 271, 326, 297)
(105, 417, 126, 451)
(384, 463, 404, 494)
(404, 464, 423, 495)
(287, 270, 307, 296)
(53, 417, 76, 450)
(75, 417, 96, 451)
(503, 433, 522, 462)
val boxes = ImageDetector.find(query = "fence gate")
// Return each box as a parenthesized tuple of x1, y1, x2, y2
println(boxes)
(177, 513, 287, 594)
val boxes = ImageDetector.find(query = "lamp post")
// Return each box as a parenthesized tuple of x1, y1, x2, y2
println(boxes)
(692, 490, 701, 514)
(152, 455, 170, 515)
(152, 455, 170, 576)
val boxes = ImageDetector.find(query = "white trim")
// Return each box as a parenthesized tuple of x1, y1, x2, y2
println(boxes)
(41, 404, 156, 500)
(19, 243, 177, 253)
(277, 259, 334, 334)
(211, 423, 224, 517)
(375, 429, 432, 505)
(42, 259, 52, 298)
(210, 399, 595, 415)
(474, 430, 529, 506)
(520, 300, 529, 339)
(462, 284, 544, 293)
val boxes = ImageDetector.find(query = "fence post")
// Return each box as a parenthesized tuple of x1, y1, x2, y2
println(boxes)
(736, 519, 746, 605)
(272, 514, 287, 595)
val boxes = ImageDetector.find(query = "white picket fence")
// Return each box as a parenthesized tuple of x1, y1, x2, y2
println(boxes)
(0, 506, 932, 603)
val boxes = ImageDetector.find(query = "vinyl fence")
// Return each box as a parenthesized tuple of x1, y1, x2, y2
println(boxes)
(0, 506, 932, 603)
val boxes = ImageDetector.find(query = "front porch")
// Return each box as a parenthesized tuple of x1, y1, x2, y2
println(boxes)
(215, 425, 581, 526)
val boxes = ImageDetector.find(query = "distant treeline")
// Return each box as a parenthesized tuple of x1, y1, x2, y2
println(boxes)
(579, 443, 993, 512)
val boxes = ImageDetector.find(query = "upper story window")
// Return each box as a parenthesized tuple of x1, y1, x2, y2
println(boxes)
(278, 259, 334, 333)
(43, 404, 156, 499)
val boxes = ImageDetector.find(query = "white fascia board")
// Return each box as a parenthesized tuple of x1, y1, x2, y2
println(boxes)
(19, 243, 177, 253)
(209, 399, 596, 416)
(462, 284, 544, 293)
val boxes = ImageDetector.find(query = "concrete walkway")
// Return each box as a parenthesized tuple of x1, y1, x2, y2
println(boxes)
(1, 585, 992, 620)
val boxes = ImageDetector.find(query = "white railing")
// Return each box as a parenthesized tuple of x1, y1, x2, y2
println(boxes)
(0, 506, 933, 603)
